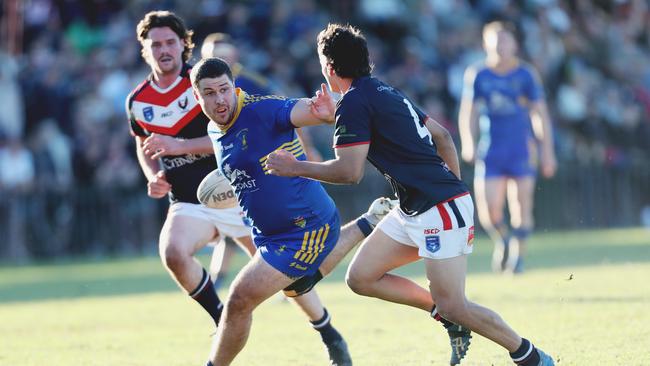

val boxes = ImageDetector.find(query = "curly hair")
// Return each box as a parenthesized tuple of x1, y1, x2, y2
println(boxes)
(317, 23, 373, 79)
(137, 10, 194, 63)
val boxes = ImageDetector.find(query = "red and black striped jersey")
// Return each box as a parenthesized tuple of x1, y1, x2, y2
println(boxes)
(126, 64, 216, 204)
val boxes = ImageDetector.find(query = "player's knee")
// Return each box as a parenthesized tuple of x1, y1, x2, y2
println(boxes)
(345, 269, 372, 296)
(225, 288, 256, 314)
(283, 271, 323, 298)
(161, 241, 190, 272)
(433, 296, 468, 324)
(487, 211, 504, 227)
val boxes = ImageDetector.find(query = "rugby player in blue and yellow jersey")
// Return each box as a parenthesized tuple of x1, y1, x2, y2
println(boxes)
(129, 11, 360, 366)
(200, 32, 324, 289)
(265, 24, 555, 366)
(191, 57, 351, 366)
(459, 22, 557, 274)
(192, 57, 412, 366)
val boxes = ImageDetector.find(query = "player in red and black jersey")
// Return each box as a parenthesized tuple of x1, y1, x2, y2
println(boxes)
(127, 11, 353, 364)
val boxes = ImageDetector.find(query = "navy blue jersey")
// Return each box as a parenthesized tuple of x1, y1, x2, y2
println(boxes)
(470, 62, 542, 160)
(126, 64, 215, 204)
(208, 90, 337, 238)
(333, 76, 468, 216)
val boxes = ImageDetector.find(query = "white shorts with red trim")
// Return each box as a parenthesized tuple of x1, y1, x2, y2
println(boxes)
(168, 202, 252, 240)
(376, 193, 475, 260)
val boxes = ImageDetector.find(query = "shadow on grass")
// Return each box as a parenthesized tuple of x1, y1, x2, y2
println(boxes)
(1, 231, 648, 304)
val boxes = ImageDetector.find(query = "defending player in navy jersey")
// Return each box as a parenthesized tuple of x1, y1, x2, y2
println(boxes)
(127, 12, 358, 365)
(459, 21, 556, 274)
(266, 24, 555, 366)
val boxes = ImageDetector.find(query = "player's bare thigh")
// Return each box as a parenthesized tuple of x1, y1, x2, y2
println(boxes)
(506, 176, 535, 228)
(425, 255, 468, 307)
(231, 235, 257, 257)
(160, 211, 219, 257)
(346, 229, 420, 283)
(227, 251, 296, 309)
(475, 174, 508, 226)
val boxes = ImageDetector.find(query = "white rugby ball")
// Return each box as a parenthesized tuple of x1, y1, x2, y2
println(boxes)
(197, 169, 238, 209)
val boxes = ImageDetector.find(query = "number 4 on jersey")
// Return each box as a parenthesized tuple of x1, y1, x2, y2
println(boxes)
(403, 98, 432, 145)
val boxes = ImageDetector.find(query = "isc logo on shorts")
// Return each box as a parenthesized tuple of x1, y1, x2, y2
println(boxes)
(424, 228, 440, 235)
(425, 235, 441, 253)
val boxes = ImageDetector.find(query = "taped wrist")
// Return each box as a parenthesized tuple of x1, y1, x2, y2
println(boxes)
(356, 216, 374, 237)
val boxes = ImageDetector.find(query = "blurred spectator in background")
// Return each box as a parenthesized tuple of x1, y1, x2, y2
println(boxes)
(0, 51, 24, 139)
(0, 135, 34, 261)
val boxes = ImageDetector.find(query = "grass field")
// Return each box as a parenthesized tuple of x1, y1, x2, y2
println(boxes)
(1, 228, 649, 366)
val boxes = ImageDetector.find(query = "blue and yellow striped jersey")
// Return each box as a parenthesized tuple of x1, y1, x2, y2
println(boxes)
(208, 89, 337, 238)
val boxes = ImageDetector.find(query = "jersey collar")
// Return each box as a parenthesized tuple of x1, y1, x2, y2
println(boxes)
(215, 88, 246, 133)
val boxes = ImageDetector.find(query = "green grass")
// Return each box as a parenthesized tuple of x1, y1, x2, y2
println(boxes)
(1, 228, 649, 365)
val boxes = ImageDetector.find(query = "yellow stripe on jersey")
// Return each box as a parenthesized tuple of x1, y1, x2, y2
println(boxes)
(293, 223, 330, 264)
(259, 138, 305, 172)
(308, 224, 330, 264)
(299, 230, 318, 262)
(294, 231, 310, 259)
(243, 93, 287, 107)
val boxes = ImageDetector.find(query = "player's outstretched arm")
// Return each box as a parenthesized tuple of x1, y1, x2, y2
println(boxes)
(265, 144, 368, 184)
(289, 83, 336, 127)
(142, 134, 213, 159)
(425, 117, 462, 179)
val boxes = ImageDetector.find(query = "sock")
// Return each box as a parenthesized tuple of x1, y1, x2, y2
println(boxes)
(510, 338, 541, 365)
(310, 308, 342, 345)
(511, 227, 532, 241)
(189, 268, 223, 326)
(430, 305, 455, 329)
(206, 362, 214, 366)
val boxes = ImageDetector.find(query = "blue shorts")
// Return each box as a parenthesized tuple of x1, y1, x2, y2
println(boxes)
(255, 212, 340, 279)
(483, 155, 536, 178)
(482, 140, 537, 178)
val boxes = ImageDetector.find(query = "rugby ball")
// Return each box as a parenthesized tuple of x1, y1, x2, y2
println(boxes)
(197, 169, 238, 209)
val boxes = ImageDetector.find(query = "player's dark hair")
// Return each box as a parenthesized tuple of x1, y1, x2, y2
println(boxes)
(190, 57, 234, 88)
(317, 23, 373, 78)
(137, 10, 194, 63)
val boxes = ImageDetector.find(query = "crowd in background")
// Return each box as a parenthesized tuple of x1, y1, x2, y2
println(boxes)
(1, 0, 649, 259)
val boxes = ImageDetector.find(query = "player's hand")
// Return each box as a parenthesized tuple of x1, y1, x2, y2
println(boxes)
(147, 170, 171, 198)
(143, 133, 180, 159)
(309, 83, 335, 123)
(363, 197, 398, 226)
(540, 151, 557, 178)
(265, 149, 299, 177)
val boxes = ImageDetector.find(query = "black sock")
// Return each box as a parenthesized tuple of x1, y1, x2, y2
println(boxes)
(189, 268, 223, 326)
(431, 305, 455, 329)
(206, 362, 213, 366)
(310, 308, 342, 345)
(510, 338, 540, 365)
